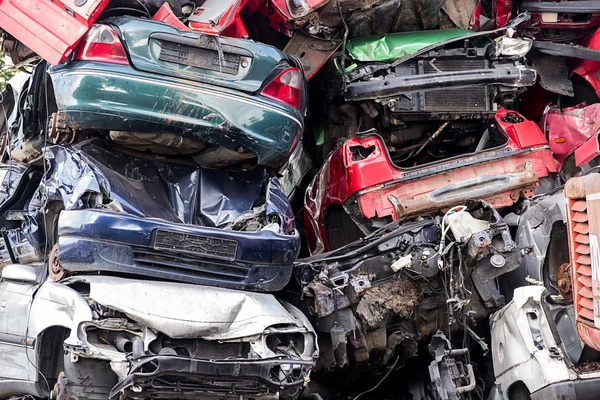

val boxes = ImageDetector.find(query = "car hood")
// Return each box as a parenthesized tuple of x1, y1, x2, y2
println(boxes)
(30, 138, 295, 233)
(69, 275, 310, 340)
(346, 28, 471, 63)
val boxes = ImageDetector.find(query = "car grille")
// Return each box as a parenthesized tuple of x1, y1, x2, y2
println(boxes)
(422, 58, 489, 112)
(133, 248, 251, 283)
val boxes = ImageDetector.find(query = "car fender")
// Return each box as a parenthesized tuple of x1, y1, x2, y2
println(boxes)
(490, 286, 572, 395)
(515, 191, 567, 284)
(28, 280, 93, 345)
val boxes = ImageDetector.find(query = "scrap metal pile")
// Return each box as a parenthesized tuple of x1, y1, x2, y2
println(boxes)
(3, 0, 600, 399)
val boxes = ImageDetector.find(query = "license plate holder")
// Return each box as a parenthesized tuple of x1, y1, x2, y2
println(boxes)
(159, 41, 240, 75)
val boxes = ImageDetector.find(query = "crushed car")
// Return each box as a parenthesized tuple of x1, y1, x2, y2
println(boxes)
(0, 263, 317, 399)
(305, 108, 557, 254)
(292, 200, 523, 398)
(489, 286, 599, 400)
(8, 0, 600, 399)
(7, 16, 307, 169)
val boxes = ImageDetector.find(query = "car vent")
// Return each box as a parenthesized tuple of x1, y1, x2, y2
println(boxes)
(132, 248, 250, 283)
(568, 198, 594, 322)
(565, 175, 600, 326)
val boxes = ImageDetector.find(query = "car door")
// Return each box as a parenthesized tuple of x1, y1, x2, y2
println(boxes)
(0, 279, 37, 381)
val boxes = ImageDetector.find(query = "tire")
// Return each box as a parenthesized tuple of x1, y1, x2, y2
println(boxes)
(61, 356, 118, 400)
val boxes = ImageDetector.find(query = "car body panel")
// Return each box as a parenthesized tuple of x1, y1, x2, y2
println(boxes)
(33, 140, 299, 291)
(490, 286, 579, 397)
(304, 109, 558, 254)
(186, 0, 249, 37)
(346, 29, 471, 63)
(564, 174, 600, 352)
(0, 281, 36, 381)
(542, 103, 600, 168)
(0, 0, 108, 65)
(571, 25, 600, 97)
(0, 277, 92, 397)
(513, 191, 567, 286)
(0, 275, 316, 398)
(78, 275, 308, 340)
(520, 0, 600, 41)
(106, 17, 286, 93)
(49, 65, 303, 169)
(57, 210, 298, 291)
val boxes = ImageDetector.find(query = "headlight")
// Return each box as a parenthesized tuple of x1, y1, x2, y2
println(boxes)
(496, 37, 533, 58)
(287, 0, 310, 18)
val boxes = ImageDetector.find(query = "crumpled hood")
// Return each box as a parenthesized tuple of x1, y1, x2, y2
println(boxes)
(73, 276, 307, 340)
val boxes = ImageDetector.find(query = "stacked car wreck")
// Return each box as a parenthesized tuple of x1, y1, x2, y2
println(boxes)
(4, 0, 600, 399)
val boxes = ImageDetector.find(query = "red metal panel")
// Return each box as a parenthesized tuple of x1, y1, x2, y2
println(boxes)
(575, 133, 600, 166)
(186, 0, 248, 38)
(304, 109, 558, 254)
(153, 3, 191, 31)
(565, 174, 600, 350)
(0, 0, 108, 65)
(571, 26, 600, 97)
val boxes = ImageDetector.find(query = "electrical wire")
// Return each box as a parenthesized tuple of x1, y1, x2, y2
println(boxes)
(437, 205, 468, 263)
(352, 356, 400, 400)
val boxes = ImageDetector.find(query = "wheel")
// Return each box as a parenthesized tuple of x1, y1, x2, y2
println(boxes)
(48, 243, 66, 282)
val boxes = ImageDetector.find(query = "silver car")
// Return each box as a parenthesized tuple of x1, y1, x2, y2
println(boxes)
(0, 263, 317, 400)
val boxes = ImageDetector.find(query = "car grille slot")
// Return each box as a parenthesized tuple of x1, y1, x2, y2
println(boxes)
(570, 199, 594, 323)
(133, 248, 250, 283)
(565, 175, 600, 327)
(154, 229, 238, 261)
(421, 58, 489, 112)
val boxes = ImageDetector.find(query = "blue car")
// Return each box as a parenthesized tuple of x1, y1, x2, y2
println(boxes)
(3, 138, 299, 292)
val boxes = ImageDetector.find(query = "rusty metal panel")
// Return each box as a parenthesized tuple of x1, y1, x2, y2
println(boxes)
(565, 174, 600, 351)
(586, 192, 600, 328)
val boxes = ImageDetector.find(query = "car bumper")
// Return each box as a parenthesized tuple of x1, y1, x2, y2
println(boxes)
(531, 377, 600, 400)
(49, 65, 302, 168)
(57, 209, 299, 291)
(110, 356, 313, 399)
(345, 65, 537, 101)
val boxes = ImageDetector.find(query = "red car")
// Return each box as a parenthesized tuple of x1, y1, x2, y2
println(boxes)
(304, 109, 558, 254)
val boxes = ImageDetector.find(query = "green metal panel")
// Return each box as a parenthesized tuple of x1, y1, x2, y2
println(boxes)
(346, 29, 472, 62)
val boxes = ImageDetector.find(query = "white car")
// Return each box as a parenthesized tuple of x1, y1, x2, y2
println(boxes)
(0, 263, 317, 400)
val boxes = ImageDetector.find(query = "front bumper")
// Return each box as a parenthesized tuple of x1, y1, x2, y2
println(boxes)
(345, 65, 537, 101)
(110, 356, 313, 399)
(531, 377, 600, 400)
(58, 209, 299, 291)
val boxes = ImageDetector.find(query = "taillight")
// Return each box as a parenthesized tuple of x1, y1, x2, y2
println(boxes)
(74, 25, 129, 65)
(261, 67, 303, 109)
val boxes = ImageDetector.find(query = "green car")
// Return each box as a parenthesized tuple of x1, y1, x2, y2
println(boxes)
(46, 16, 306, 169)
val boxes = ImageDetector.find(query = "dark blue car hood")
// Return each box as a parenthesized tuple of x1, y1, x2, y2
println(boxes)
(28, 138, 295, 232)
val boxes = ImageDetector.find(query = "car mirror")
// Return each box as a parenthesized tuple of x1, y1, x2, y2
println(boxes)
(1, 264, 38, 284)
